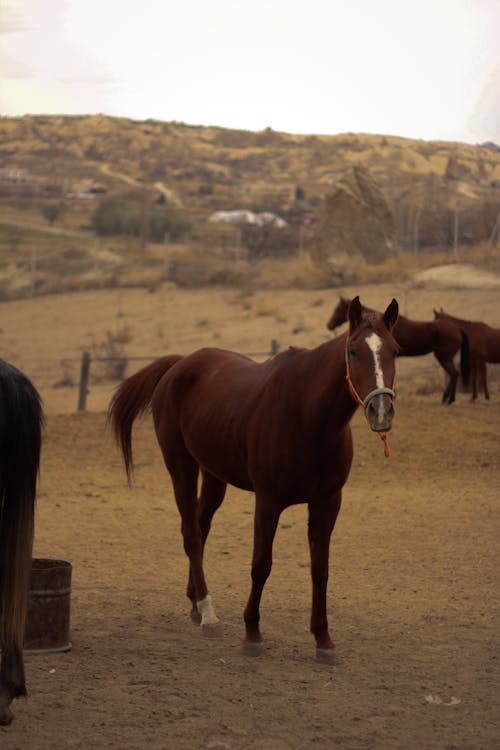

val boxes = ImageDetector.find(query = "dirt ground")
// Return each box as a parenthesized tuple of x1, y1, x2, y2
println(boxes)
(1, 277, 499, 749)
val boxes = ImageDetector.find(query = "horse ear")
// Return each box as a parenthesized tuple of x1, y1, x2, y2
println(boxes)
(348, 296, 363, 330)
(383, 298, 399, 331)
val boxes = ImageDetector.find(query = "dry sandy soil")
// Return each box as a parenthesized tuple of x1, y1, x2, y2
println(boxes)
(0, 274, 499, 749)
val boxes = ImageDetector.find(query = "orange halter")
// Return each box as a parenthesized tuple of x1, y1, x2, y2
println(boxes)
(345, 341, 395, 458)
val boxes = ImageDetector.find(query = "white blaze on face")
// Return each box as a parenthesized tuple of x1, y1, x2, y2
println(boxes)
(365, 332, 387, 422)
(365, 332, 385, 387)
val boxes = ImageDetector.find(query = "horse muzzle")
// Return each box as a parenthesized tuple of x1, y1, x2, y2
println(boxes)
(364, 388, 395, 432)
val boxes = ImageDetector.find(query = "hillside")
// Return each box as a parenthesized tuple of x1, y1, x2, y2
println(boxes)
(0, 114, 499, 298)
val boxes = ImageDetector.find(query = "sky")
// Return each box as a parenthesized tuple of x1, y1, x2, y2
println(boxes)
(1, 0, 499, 144)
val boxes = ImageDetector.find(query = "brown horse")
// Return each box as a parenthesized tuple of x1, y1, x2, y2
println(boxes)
(0, 360, 43, 725)
(327, 296, 467, 404)
(433, 308, 500, 400)
(109, 296, 399, 662)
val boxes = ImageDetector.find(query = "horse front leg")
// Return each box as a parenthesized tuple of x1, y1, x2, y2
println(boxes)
(0, 644, 26, 726)
(308, 491, 342, 663)
(242, 492, 281, 656)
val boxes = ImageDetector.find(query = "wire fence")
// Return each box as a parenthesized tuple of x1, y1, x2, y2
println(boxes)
(71, 339, 281, 411)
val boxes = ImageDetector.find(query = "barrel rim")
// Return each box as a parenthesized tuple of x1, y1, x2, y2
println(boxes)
(23, 643, 73, 654)
(32, 557, 72, 570)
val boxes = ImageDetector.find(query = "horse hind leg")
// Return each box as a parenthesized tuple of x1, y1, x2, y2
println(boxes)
(441, 370, 458, 405)
(436, 355, 458, 404)
(479, 360, 489, 400)
(168, 453, 222, 637)
(187, 471, 227, 625)
(0, 644, 26, 726)
(470, 358, 479, 401)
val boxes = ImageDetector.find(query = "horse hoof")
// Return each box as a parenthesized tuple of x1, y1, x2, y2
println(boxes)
(315, 647, 336, 664)
(201, 621, 223, 638)
(190, 610, 202, 625)
(0, 706, 13, 726)
(242, 640, 264, 657)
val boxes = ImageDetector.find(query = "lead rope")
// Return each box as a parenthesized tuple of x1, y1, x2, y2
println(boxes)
(378, 431, 390, 459)
(345, 343, 394, 458)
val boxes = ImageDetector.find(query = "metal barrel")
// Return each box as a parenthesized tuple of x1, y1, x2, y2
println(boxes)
(24, 558, 72, 654)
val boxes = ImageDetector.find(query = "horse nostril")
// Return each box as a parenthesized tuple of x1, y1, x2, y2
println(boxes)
(367, 396, 394, 426)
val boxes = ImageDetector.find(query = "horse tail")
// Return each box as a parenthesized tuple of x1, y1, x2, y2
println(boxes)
(460, 329, 470, 388)
(108, 355, 182, 482)
(0, 361, 43, 650)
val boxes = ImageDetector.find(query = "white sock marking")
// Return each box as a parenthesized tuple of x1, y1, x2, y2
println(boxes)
(197, 594, 219, 626)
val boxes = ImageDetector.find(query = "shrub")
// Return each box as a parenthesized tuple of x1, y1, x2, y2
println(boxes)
(241, 224, 301, 260)
(41, 200, 65, 225)
(92, 325, 133, 381)
(149, 206, 191, 241)
(91, 197, 190, 241)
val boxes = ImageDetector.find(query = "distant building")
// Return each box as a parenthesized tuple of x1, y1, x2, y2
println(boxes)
(66, 179, 107, 199)
(209, 209, 287, 228)
(0, 167, 31, 182)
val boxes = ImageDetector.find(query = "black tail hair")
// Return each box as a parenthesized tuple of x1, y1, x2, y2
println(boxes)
(0, 360, 43, 648)
(459, 329, 470, 388)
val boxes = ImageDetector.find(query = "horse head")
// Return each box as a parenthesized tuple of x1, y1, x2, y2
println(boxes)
(345, 296, 399, 435)
(326, 296, 350, 331)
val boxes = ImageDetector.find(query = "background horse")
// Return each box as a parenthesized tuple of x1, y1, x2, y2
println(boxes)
(109, 296, 399, 662)
(0, 360, 43, 725)
(327, 296, 468, 404)
(433, 308, 500, 400)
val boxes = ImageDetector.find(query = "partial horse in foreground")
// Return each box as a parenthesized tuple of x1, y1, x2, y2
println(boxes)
(0, 360, 43, 725)
(433, 308, 500, 400)
(109, 296, 399, 662)
(327, 296, 469, 404)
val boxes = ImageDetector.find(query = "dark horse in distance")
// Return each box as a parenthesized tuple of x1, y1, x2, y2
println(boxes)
(327, 296, 469, 404)
(434, 307, 500, 400)
(0, 360, 43, 725)
(109, 297, 399, 662)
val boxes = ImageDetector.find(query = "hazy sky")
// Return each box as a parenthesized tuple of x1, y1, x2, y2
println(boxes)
(1, 0, 499, 144)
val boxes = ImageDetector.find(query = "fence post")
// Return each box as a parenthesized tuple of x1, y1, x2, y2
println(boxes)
(413, 210, 421, 255)
(77, 352, 91, 412)
(453, 206, 461, 259)
(489, 212, 500, 245)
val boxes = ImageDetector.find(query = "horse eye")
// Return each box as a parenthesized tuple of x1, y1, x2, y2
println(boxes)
(348, 348, 358, 358)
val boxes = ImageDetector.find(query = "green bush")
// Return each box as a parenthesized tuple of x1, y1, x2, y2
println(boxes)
(91, 197, 190, 241)
(241, 224, 301, 260)
(149, 207, 191, 241)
